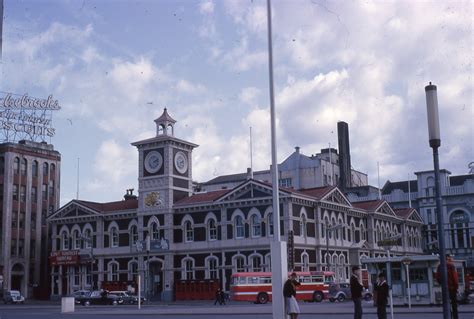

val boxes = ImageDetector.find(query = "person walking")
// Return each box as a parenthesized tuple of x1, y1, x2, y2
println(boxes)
(283, 272, 301, 319)
(374, 273, 389, 319)
(350, 266, 363, 319)
(214, 288, 223, 305)
(437, 254, 459, 319)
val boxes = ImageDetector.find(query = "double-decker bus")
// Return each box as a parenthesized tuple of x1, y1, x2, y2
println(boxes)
(230, 271, 335, 304)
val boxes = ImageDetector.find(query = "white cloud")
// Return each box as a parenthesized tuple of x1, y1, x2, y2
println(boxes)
(199, 0, 215, 14)
(176, 79, 206, 95)
(239, 87, 261, 105)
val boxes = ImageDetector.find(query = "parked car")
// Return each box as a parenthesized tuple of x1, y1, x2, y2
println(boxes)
(3, 290, 25, 304)
(328, 283, 372, 302)
(79, 290, 123, 306)
(109, 291, 137, 304)
(71, 290, 91, 304)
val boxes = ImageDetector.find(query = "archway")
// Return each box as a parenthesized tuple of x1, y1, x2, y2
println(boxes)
(11, 263, 25, 293)
(148, 260, 163, 301)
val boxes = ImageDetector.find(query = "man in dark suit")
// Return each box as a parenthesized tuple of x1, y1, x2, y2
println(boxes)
(374, 273, 389, 319)
(437, 254, 459, 319)
(350, 266, 364, 319)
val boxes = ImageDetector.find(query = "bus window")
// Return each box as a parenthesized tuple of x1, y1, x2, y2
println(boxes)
(324, 275, 334, 283)
(312, 276, 323, 283)
(238, 277, 247, 284)
(249, 277, 259, 284)
(260, 277, 271, 284)
(301, 276, 311, 283)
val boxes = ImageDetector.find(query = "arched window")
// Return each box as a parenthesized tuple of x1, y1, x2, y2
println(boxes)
(251, 214, 261, 237)
(351, 224, 356, 242)
(360, 223, 366, 241)
(110, 226, 119, 247)
(13, 157, 20, 175)
(128, 261, 138, 281)
(300, 215, 307, 237)
(267, 213, 274, 236)
(108, 262, 119, 281)
(32, 160, 38, 177)
(301, 253, 309, 271)
(250, 255, 262, 272)
(182, 258, 195, 280)
(206, 256, 219, 279)
(233, 255, 246, 272)
(265, 254, 272, 272)
(130, 225, 138, 246)
(72, 229, 81, 249)
(184, 220, 193, 242)
(43, 162, 49, 176)
(151, 222, 159, 240)
(61, 231, 69, 250)
(83, 228, 92, 249)
(20, 158, 27, 175)
(208, 219, 217, 241)
(50, 163, 56, 177)
(235, 216, 244, 239)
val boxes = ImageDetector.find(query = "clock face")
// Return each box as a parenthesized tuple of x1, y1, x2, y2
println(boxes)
(174, 151, 188, 174)
(144, 150, 163, 174)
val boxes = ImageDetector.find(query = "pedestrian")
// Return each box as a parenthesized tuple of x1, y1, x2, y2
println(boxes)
(350, 266, 363, 319)
(283, 272, 300, 319)
(214, 288, 222, 305)
(437, 254, 459, 319)
(219, 289, 226, 305)
(374, 273, 389, 319)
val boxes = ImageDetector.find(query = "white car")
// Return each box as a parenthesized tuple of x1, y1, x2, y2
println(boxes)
(4, 290, 25, 304)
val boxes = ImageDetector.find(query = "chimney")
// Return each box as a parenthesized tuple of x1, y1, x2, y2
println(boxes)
(337, 121, 352, 190)
(246, 167, 253, 180)
(295, 146, 300, 154)
(124, 188, 137, 200)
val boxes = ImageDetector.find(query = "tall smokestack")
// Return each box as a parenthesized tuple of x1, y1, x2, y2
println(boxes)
(337, 121, 352, 190)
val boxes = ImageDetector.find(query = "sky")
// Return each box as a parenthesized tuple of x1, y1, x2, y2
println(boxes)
(1, 0, 472, 206)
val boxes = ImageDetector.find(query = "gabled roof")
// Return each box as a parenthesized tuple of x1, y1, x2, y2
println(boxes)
(75, 198, 138, 212)
(393, 207, 414, 219)
(352, 200, 385, 211)
(174, 189, 230, 206)
(298, 186, 335, 199)
(382, 180, 418, 195)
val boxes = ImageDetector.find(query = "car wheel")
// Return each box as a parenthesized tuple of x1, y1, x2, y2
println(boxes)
(313, 291, 324, 302)
(337, 294, 346, 302)
(84, 301, 91, 306)
(257, 292, 269, 304)
(112, 300, 118, 306)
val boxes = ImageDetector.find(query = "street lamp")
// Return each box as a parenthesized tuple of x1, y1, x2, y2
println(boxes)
(425, 82, 450, 319)
(326, 223, 343, 272)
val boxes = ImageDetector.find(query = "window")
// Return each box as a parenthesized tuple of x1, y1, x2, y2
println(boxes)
(11, 239, 17, 256)
(20, 185, 26, 202)
(109, 262, 119, 281)
(184, 221, 193, 242)
(251, 214, 261, 237)
(208, 219, 217, 241)
(50, 163, 56, 177)
(300, 215, 307, 237)
(31, 186, 37, 202)
(73, 230, 81, 249)
(32, 160, 38, 177)
(31, 214, 36, 230)
(20, 158, 27, 175)
(84, 229, 92, 248)
(43, 162, 49, 176)
(302, 253, 309, 271)
(279, 178, 292, 187)
(30, 240, 36, 258)
(110, 227, 119, 247)
(130, 225, 138, 246)
(11, 211, 18, 228)
(19, 211, 25, 229)
(13, 184, 18, 201)
(267, 213, 274, 236)
(183, 259, 194, 280)
(86, 265, 92, 286)
(151, 222, 159, 240)
(206, 257, 219, 279)
(235, 216, 244, 239)
(234, 256, 245, 272)
(129, 262, 138, 281)
(18, 239, 24, 256)
(250, 255, 262, 272)
(73, 266, 80, 286)
(49, 180, 55, 197)
(42, 184, 47, 200)
(13, 157, 20, 175)
(0, 157, 4, 174)
(61, 231, 69, 250)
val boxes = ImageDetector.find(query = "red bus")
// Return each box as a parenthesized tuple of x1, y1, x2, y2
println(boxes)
(230, 271, 335, 304)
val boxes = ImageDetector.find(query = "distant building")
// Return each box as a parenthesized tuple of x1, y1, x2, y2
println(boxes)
(48, 109, 422, 301)
(348, 169, 474, 269)
(0, 140, 61, 298)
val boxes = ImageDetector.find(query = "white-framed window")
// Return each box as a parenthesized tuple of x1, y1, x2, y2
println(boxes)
(208, 219, 217, 241)
(182, 258, 195, 280)
(233, 255, 246, 273)
(151, 222, 159, 240)
(108, 262, 119, 281)
(267, 213, 274, 236)
(235, 216, 244, 239)
(73, 266, 80, 286)
(184, 221, 194, 242)
(83, 228, 92, 248)
(110, 227, 119, 247)
(251, 214, 261, 237)
(265, 254, 272, 272)
(72, 229, 81, 249)
(128, 261, 138, 281)
(301, 253, 309, 271)
(250, 255, 262, 272)
(206, 257, 219, 279)
(300, 215, 307, 237)
(130, 225, 138, 246)
(61, 231, 69, 250)
(86, 265, 92, 286)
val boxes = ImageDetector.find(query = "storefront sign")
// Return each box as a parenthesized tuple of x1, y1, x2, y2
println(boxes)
(0, 92, 60, 142)
(49, 250, 80, 266)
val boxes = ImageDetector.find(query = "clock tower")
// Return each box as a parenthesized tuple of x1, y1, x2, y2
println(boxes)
(131, 108, 197, 301)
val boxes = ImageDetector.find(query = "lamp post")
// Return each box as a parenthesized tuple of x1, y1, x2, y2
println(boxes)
(378, 235, 401, 319)
(425, 82, 450, 319)
(325, 223, 343, 273)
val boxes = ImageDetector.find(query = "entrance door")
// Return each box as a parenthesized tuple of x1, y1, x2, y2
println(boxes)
(10, 263, 24, 294)
(149, 261, 163, 301)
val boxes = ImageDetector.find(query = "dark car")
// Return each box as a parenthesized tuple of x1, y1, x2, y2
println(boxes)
(71, 290, 90, 304)
(79, 290, 123, 306)
(109, 291, 140, 304)
(328, 283, 372, 302)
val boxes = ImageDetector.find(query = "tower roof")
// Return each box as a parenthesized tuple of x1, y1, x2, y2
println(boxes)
(154, 108, 176, 125)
